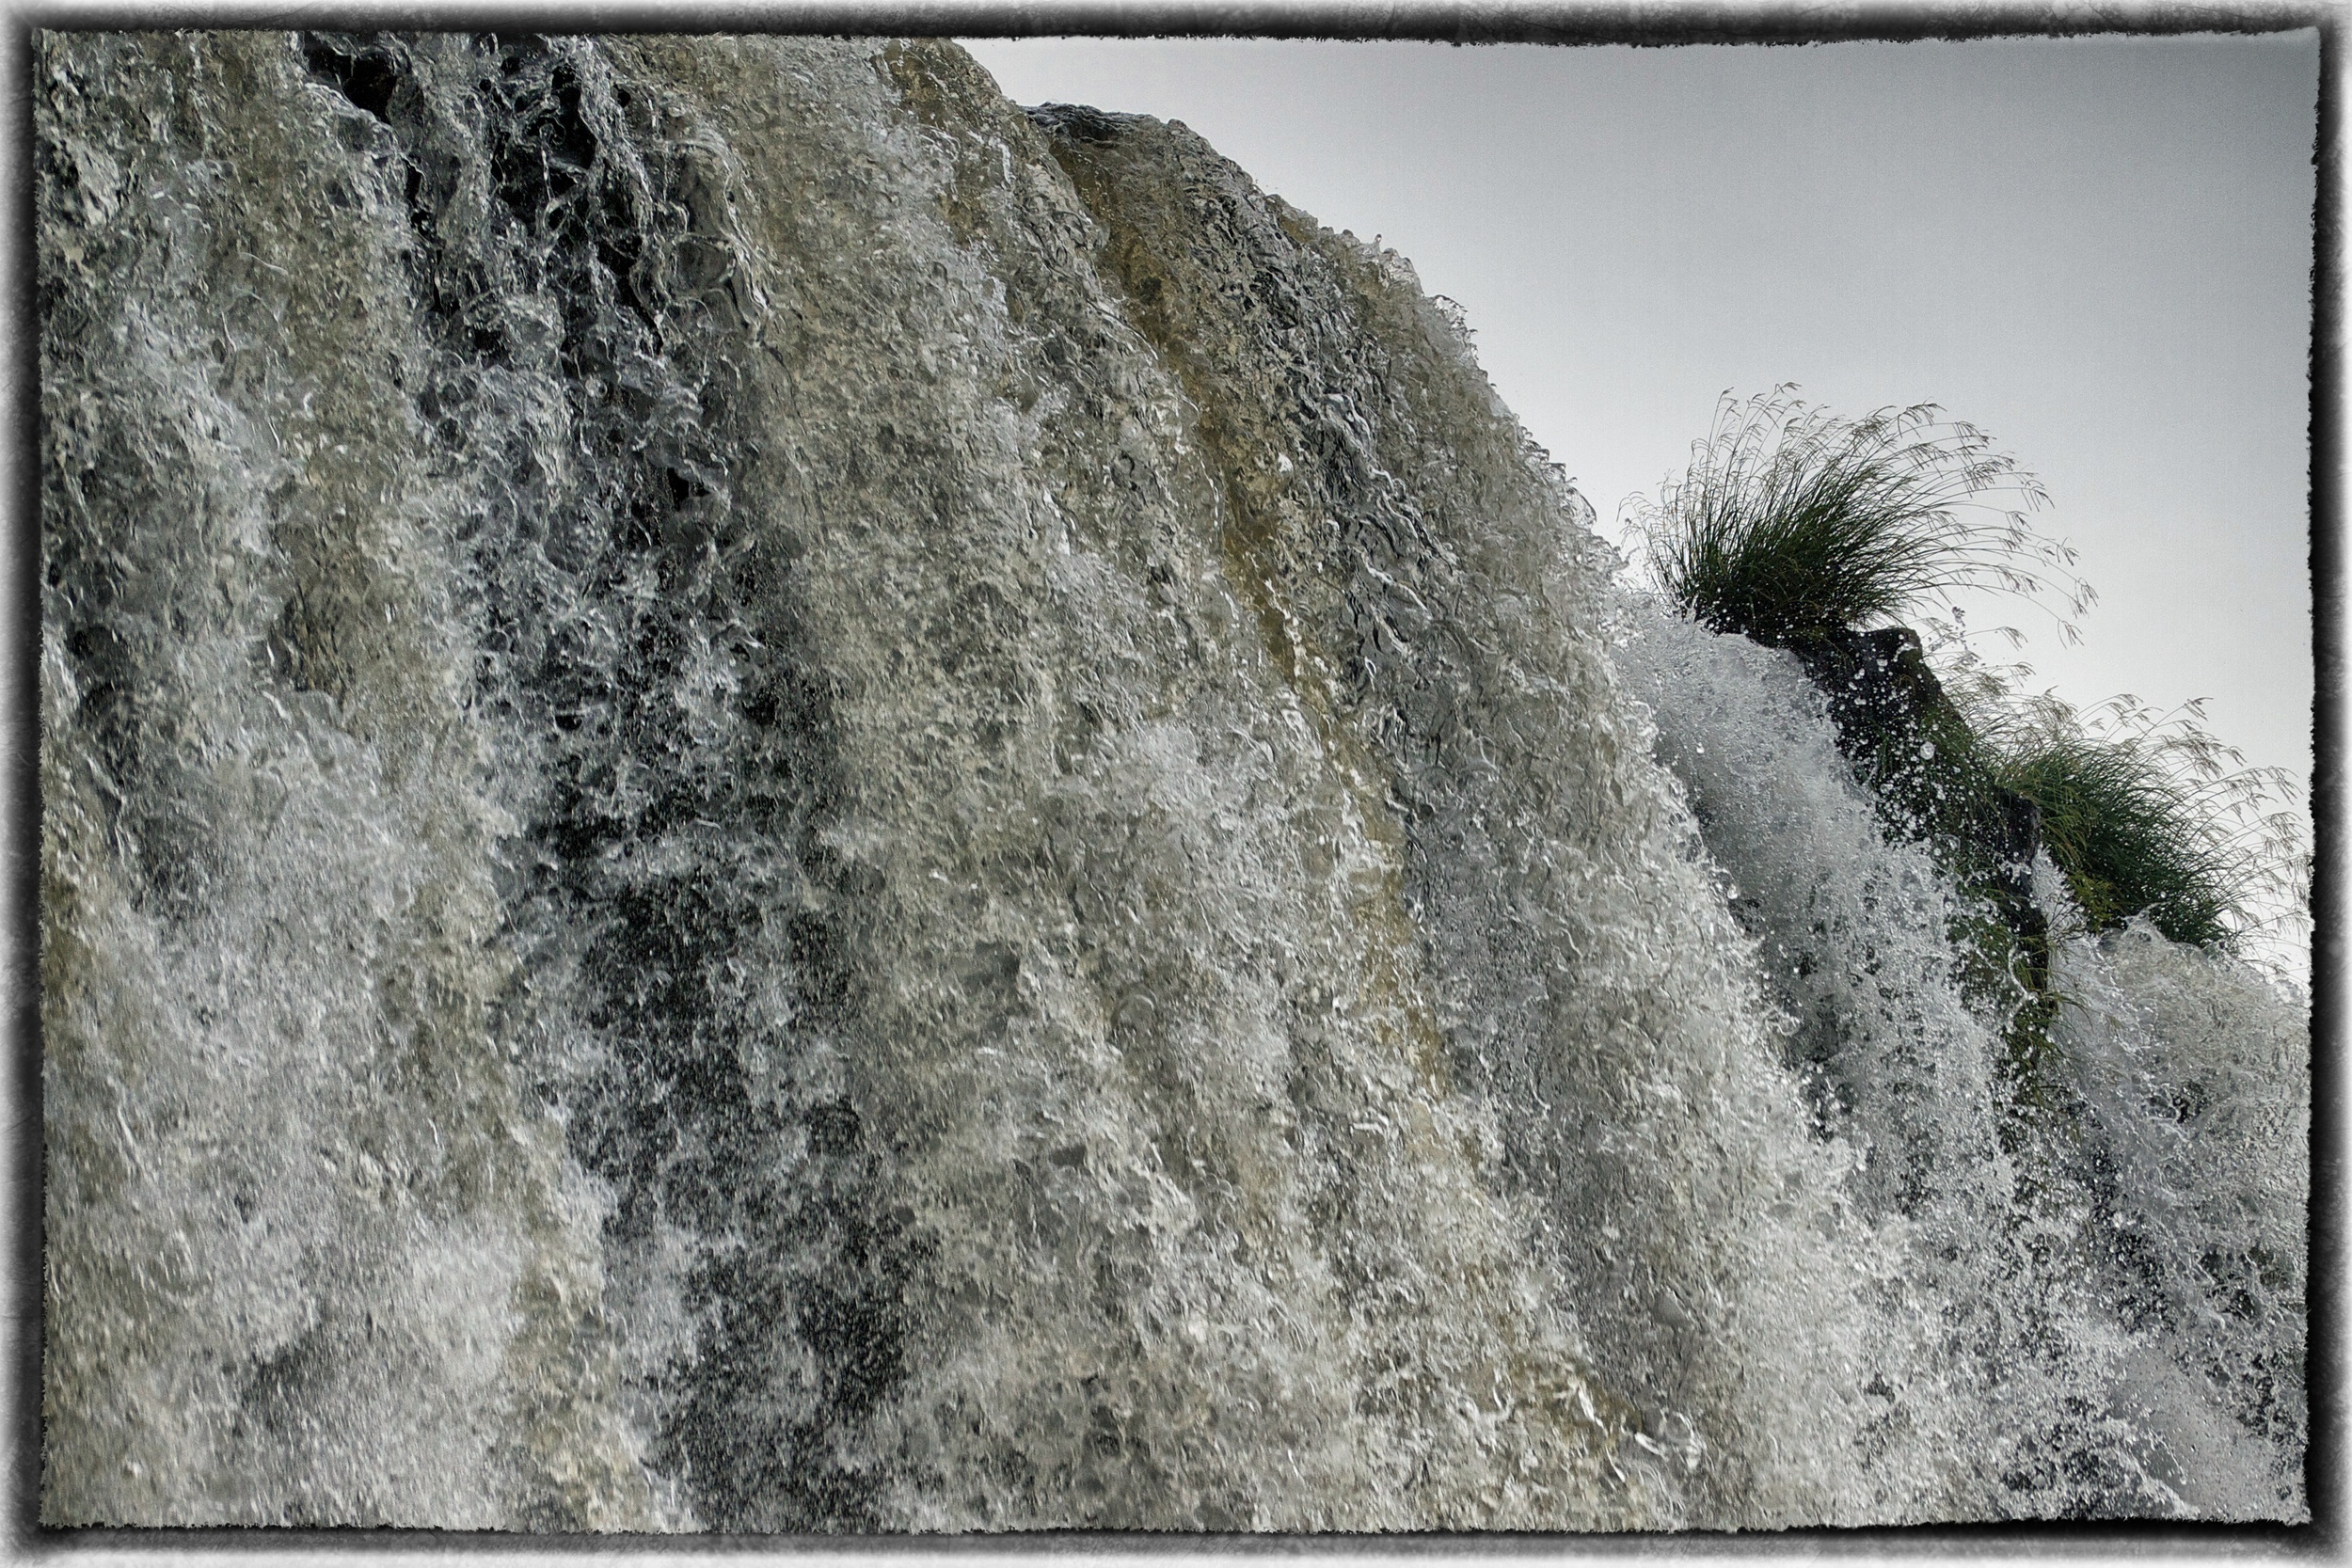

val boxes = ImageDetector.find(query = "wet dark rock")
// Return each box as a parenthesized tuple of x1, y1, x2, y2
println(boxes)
(1785, 624, 2048, 988)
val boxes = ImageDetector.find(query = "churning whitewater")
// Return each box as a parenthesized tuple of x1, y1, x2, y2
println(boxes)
(38, 33, 2307, 1530)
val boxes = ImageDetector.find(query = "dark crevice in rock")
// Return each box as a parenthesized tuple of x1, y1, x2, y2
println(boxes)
(296, 30, 915, 1531)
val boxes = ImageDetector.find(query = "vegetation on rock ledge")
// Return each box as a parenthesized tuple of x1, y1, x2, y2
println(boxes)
(1629, 389, 2306, 1043)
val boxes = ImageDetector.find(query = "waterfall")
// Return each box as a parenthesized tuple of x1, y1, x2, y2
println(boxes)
(36, 31, 2308, 1530)
(1614, 608, 2308, 1520)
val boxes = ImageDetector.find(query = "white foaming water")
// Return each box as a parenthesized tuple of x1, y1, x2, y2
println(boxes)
(1613, 605, 2308, 1521)
(2050, 919, 2310, 1518)
(36, 31, 2307, 1530)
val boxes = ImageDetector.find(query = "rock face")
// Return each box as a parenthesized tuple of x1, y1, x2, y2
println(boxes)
(1786, 626, 2048, 980)
(36, 32, 2306, 1532)
(1788, 626, 1956, 776)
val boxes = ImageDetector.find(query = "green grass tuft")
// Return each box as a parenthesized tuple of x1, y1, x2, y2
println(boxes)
(2001, 726, 2236, 946)
(1947, 671, 2311, 963)
(1629, 387, 2091, 647)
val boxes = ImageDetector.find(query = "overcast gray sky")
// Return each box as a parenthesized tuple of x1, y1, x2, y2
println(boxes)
(964, 34, 2318, 812)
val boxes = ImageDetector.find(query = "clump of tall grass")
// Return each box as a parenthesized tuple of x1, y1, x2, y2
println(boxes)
(1624, 387, 2308, 1019)
(1944, 658, 2311, 971)
(1629, 387, 2093, 646)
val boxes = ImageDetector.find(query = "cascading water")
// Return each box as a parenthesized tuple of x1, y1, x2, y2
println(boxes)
(36, 31, 2308, 1530)
(1613, 609, 2309, 1519)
